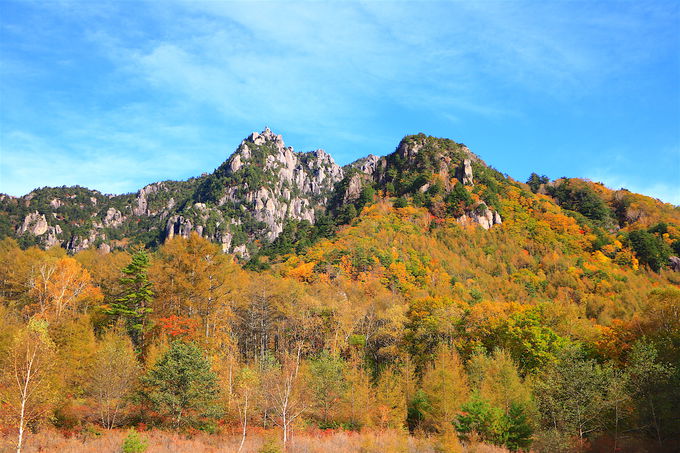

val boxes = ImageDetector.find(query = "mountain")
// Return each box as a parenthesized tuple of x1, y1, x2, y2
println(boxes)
(1, 128, 344, 256)
(2, 128, 680, 452)
(1, 127, 679, 272)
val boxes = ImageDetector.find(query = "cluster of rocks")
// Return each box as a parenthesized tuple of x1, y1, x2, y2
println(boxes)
(17, 212, 63, 248)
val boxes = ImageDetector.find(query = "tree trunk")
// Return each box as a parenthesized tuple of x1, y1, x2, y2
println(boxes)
(238, 393, 249, 453)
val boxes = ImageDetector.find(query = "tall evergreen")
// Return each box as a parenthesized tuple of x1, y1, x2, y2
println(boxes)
(107, 249, 154, 349)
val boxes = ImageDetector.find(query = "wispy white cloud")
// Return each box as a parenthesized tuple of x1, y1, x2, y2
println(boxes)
(0, 109, 224, 195)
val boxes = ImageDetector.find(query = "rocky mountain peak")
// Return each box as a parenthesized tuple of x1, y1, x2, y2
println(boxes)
(244, 126, 285, 148)
(164, 128, 347, 256)
(335, 133, 502, 230)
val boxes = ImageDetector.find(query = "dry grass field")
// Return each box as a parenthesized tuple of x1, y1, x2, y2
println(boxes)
(0, 428, 511, 453)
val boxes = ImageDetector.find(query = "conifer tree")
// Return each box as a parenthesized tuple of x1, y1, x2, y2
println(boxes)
(141, 341, 221, 428)
(106, 250, 154, 349)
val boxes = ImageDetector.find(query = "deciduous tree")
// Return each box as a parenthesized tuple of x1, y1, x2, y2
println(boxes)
(28, 257, 102, 319)
(0, 319, 56, 453)
(89, 327, 139, 428)
(264, 347, 310, 446)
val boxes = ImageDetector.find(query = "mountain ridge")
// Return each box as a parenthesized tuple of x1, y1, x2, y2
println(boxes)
(1, 128, 679, 273)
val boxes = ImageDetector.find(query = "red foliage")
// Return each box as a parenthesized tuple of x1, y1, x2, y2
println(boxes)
(158, 315, 199, 339)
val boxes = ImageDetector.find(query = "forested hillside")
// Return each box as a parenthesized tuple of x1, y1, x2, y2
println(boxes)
(1, 131, 679, 453)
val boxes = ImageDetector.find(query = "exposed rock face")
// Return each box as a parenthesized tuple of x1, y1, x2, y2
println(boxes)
(350, 154, 380, 176)
(670, 256, 680, 272)
(218, 232, 233, 253)
(166, 215, 194, 240)
(457, 206, 503, 230)
(134, 183, 162, 216)
(213, 127, 344, 242)
(103, 208, 124, 227)
(18, 212, 49, 236)
(67, 230, 100, 253)
(343, 173, 367, 204)
(457, 159, 474, 185)
(232, 244, 248, 259)
(44, 224, 63, 248)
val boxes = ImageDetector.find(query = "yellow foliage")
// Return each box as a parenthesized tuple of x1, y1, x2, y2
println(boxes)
(592, 250, 610, 263)
(287, 261, 317, 282)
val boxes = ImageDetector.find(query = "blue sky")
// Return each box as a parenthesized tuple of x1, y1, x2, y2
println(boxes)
(1, 1, 679, 203)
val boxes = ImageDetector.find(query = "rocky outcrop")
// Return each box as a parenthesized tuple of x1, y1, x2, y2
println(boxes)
(457, 206, 502, 230)
(133, 183, 161, 216)
(44, 224, 63, 248)
(165, 215, 194, 240)
(102, 207, 125, 227)
(457, 159, 474, 185)
(215, 127, 344, 242)
(670, 256, 680, 272)
(17, 212, 66, 247)
(343, 173, 367, 204)
(18, 212, 50, 236)
(232, 244, 249, 259)
(350, 154, 380, 176)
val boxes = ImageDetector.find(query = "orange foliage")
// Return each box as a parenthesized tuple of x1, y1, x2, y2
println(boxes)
(287, 261, 317, 282)
(28, 256, 103, 319)
(158, 315, 199, 339)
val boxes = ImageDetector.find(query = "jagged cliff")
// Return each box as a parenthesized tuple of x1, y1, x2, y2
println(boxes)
(186, 127, 344, 251)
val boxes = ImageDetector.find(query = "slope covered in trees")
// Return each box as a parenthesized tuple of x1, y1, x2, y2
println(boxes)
(1, 132, 679, 452)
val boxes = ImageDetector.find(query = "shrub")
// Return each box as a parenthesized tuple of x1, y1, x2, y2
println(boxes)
(121, 429, 148, 453)
(258, 436, 282, 453)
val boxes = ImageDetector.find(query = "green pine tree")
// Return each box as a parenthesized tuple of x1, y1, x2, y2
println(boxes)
(106, 249, 154, 349)
(506, 402, 533, 451)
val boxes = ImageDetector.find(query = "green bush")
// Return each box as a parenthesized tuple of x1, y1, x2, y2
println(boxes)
(121, 429, 148, 453)
(455, 395, 532, 451)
